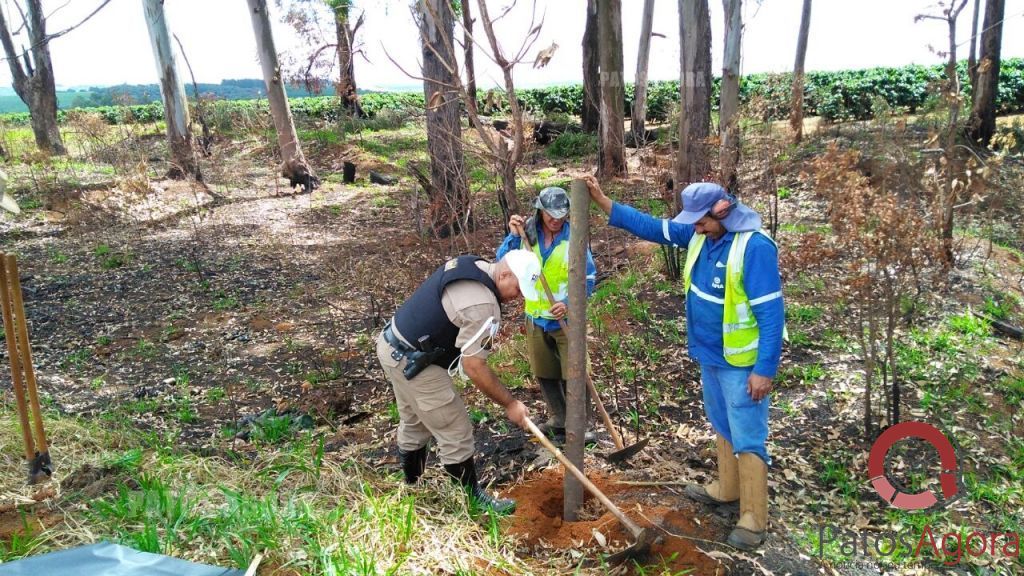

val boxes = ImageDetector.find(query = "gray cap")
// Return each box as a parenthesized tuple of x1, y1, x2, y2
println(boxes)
(534, 186, 569, 219)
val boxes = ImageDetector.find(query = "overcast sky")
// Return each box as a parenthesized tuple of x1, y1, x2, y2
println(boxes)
(4, 0, 1024, 91)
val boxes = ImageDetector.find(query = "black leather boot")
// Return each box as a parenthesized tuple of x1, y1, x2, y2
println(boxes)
(398, 446, 428, 484)
(444, 457, 516, 515)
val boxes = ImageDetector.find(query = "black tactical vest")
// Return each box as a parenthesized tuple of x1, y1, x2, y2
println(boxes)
(393, 256, 500, 369)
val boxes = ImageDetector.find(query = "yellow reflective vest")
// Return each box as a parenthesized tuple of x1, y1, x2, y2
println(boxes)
(524, 239, 569, 319)
(682, 230, 777, 367)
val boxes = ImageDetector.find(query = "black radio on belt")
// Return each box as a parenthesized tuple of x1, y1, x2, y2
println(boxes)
(402, 335, 446, 380)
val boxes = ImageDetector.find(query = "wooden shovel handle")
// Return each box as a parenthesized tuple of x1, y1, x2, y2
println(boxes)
(0, 256, 35, 460)
(514, 228, 626, 450)
(524, 416, 643, 538)
(5, 255, 48, 453)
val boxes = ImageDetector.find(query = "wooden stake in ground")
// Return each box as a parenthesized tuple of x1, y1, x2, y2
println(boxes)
(0, 253, 51, 483)
(563, 179, 591, 520)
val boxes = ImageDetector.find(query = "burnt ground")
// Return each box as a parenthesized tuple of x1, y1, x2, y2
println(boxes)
(1, 123, 1023, 575)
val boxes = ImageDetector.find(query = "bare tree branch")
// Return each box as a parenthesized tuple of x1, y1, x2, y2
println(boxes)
(45, 0, 113, 42)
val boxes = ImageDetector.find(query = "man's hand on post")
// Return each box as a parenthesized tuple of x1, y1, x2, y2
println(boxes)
(581, 175, 612, 215)
(748, 373, 773, 402)
(549, 301, 567, 320)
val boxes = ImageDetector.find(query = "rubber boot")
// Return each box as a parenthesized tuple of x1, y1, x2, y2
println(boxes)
(685, 434, 739, 510)
(537, 378, 566, 438)
(444, 457, 516, 515)
(398, 446, 428, 485)
(727, 453, 768, 550)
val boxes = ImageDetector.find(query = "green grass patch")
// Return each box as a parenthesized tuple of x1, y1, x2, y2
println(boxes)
(93, 244, 130, 269)
(487, 334, 532, 390)
(62, 347, 92, 369)
(212, 290, 240, 311)
(787, 304, 824, 324)
(779, 362, 824, 387)
(545, 132, 597, 159)
(818, 452, 859, 502)
(299, 127, 341, 147)
(947, 312, 989, 337)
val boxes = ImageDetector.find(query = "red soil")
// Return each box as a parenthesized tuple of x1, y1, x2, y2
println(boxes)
(503, 468, 724, 574)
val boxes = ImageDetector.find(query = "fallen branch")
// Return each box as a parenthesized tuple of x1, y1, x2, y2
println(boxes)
(972, 311, 1023, 340)
(611, 480, 688, 486)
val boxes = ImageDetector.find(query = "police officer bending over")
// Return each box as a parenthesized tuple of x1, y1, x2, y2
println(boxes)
(376, 250, 541, 514)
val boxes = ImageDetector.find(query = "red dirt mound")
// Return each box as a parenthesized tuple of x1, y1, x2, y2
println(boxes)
(503, 468, 724, 574)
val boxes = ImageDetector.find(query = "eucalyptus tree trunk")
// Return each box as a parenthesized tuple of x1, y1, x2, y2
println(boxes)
(247, 0, 318, 191)
(582, 0, 600, 133)
(597, 0, 626, 177)
(461, 0, 477, 114)
(967, 0, 981, 88)
(968, 0, 1004, 146)
(143, 0, 200, 180)
(719, 0, 742, 191)
(630, 0, 656, 143)
(676, 0, 711, 190)
(333, 2, 362, 116)
(419, 0, 469, 236)
(789, 0, 812, 144)
(0, 0, 65, 155)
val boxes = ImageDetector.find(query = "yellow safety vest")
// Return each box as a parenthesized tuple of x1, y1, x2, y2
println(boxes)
(524, 239, 569, 320)
(682, 231, 779, 367)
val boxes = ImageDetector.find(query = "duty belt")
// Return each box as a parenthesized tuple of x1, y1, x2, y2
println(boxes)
(383, 321, 415, 361)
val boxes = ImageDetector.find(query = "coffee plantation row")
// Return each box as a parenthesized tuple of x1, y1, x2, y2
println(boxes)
(2, 58, 1022, 128)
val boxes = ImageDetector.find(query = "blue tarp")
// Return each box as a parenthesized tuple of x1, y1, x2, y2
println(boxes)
(0, 542, 244, 576)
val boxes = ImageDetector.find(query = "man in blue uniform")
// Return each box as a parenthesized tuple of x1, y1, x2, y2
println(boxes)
(496, 187, 598, 443)
(584, 175, 784, 550)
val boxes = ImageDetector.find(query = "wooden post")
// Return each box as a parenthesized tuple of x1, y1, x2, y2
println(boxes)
(563, 179, 591, 520)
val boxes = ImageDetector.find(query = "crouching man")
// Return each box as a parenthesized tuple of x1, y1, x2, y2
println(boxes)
(376, 250, 541, 514)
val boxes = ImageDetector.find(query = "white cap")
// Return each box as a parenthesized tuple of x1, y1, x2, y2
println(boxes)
(503, 249, 541, 301)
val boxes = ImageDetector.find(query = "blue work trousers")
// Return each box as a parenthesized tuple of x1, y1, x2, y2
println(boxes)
(700, 364, 771, 465)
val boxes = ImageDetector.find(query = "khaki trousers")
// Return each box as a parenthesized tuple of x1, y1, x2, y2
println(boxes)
(376, 332, 475, 465)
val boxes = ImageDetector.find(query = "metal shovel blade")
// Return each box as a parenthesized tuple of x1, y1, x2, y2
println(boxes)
(602, 437, 650, 464)
(582, 526, 657, 568)
(29, 451, 52, 485)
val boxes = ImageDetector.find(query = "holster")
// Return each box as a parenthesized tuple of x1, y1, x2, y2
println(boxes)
(402, 349, 443, 380)
(385, 322, 448, 380)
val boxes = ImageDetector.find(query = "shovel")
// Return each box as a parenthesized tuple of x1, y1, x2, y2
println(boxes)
(0, 254, 51, 483)
(514, 226, 648, 463)
(524, 416, 655, 566)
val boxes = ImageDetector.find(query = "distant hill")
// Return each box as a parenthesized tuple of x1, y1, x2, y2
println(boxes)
(0, 79, 325, 114)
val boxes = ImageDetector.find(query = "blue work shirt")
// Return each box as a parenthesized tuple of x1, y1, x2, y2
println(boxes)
(496, 221, 597, 332)
(609, 202, 785, 377)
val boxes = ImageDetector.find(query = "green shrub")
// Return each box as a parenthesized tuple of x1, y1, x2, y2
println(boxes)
(546, 132, 597, 159)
